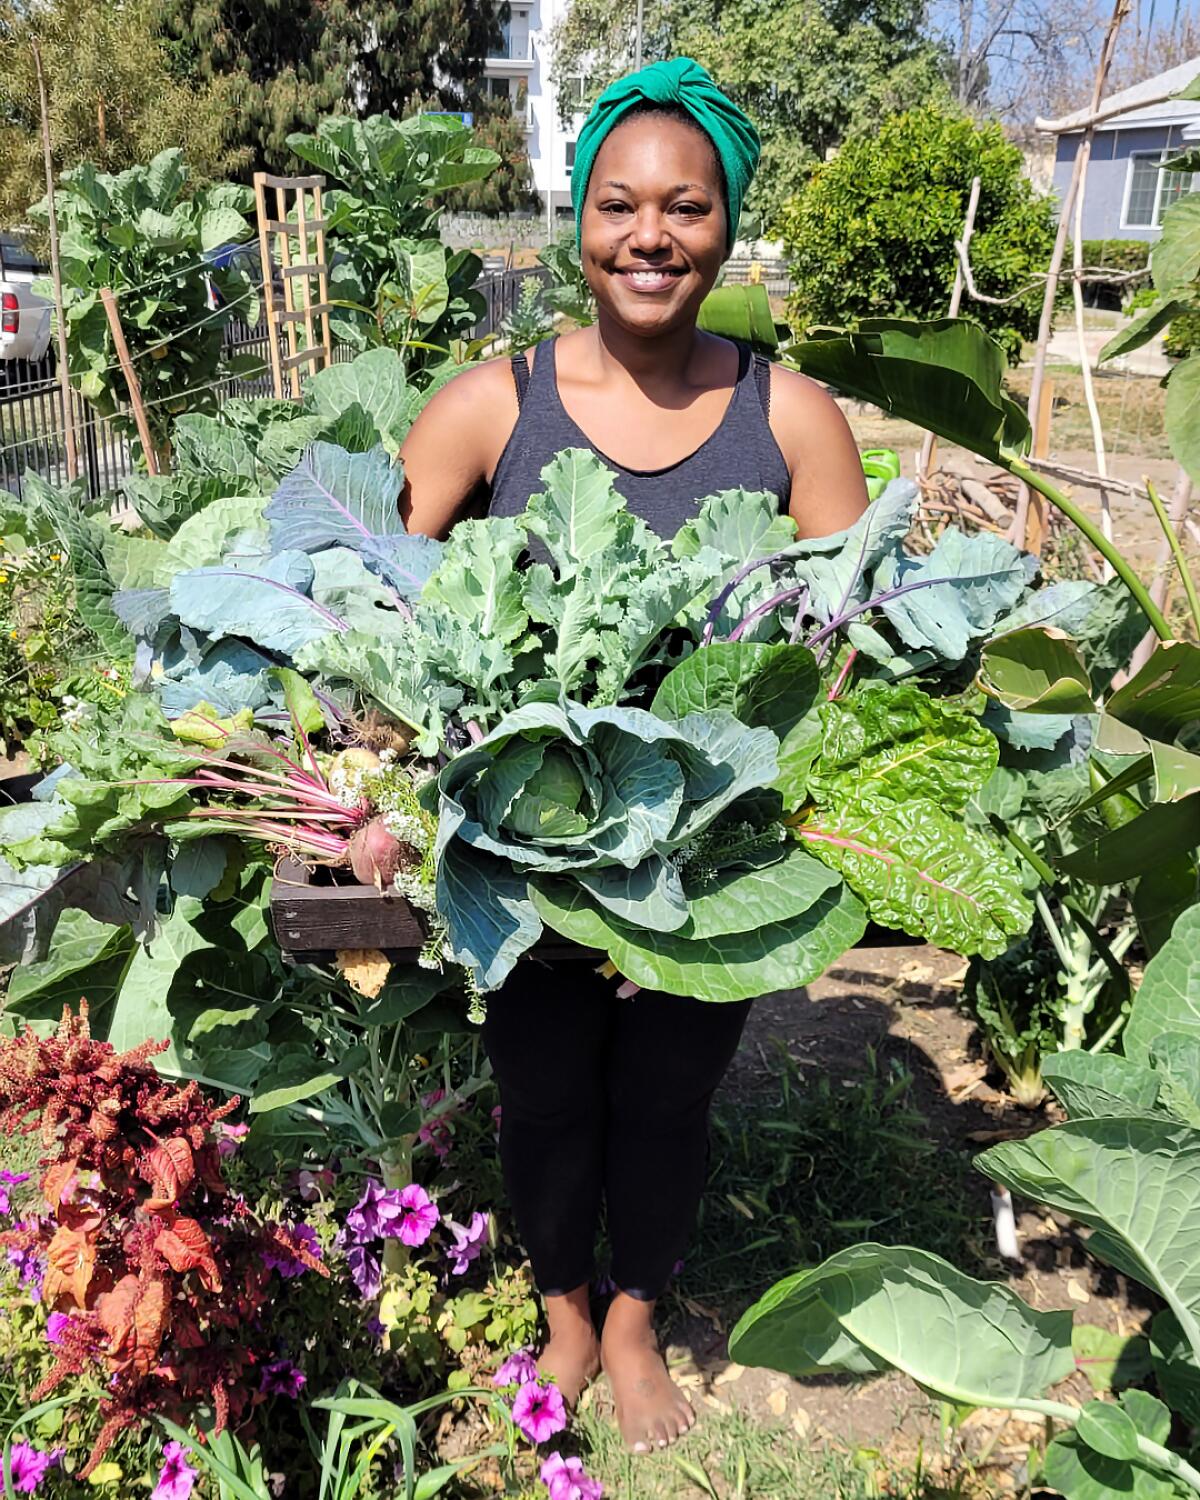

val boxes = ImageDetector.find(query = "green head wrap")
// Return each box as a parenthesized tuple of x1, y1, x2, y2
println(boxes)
(570, 57, 759, 253)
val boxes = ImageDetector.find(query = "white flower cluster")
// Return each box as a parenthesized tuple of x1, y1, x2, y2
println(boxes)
(670, 819, 787, 886)
(329, 762, 372, 809)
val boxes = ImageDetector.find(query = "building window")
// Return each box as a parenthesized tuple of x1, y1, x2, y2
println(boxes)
(1123, 148, 1197, 229)
(564, 77, 588, 107)
(564, 141, 576, 175)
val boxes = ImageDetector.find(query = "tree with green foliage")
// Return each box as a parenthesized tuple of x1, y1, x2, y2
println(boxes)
(158, 0, 506, 172)
(0, 0, 242, 231)
(549, 0, 948, 228)
(777, 105, 1056, 361)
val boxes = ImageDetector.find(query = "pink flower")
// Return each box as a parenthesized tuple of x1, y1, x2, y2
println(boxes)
(45, 1312, 71, 1344)
(152, 1440, 198, 1500)
(6, 1441, 56, 1493)
(262, 1222, 322, 1278)
(393, 1184, 439, 1247)
(0, 1169, 30, 1218)
(445, 1211, 489, 1275)
(541, 1452, 605, 1500)
(418, 1089, 456, 1159)
(260, 1358, 306, 1398)
(215, 1122, 249, 1159)
(511, 1380, 567, 1445)
(492, 1347, 539, 1388)
(491, 1104, 503, 1137)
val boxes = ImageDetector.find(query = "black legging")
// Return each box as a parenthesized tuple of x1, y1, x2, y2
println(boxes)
(482, 959, 752, 1301)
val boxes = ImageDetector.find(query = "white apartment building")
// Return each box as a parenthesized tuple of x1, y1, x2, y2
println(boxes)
(480, 0, 589, 219)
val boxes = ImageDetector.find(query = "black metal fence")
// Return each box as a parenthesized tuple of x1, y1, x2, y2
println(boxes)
(0, 267, 548, 504)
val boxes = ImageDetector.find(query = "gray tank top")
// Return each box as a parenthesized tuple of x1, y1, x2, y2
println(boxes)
(488, 335, 792, 538)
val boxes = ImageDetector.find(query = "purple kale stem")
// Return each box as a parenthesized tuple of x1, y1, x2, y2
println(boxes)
(788, 585, 812, 644)
(827, 649, 859, 700)
(726, 586, 810, 643)
(805, 574, 964, 652)
(701, 550, 797, 646)
(465, 720, 484, 744)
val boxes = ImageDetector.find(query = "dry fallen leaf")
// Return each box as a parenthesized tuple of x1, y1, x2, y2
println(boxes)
(713, 1362, 744, 1386)
(335, 948, 391, 998)
(792, 1409, 812, 1438)
(1066, 1279, 1091, 1304)
(767, 1387, 788, 1417)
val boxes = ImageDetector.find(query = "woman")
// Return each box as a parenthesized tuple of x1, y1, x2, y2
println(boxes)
(401, 58, 869, 1454)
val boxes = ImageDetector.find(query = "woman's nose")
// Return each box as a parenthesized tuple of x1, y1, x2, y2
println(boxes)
(630, 207, 670, 251)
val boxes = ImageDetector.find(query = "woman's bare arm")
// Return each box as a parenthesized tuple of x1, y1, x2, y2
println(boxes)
(399, 358, 520, 539)
(768, 366, 870, 538)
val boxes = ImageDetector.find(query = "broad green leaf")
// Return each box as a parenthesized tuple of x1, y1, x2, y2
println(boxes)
(981, 1118, 1200, 1364)
(1152, 195, 1200, 294)
(980, 628, 1095, 714)
(249, 1045, 369, 1113)
(124, 472, 249, 539)
(673, 489, 797, 565)
(1150, 1307, 1200, 1427)
(1099, 297, 1195, 362)
(652, 642, 818, 740)
(1124, 904, 1200, 1067)
(1040, 1052, 1164, 1120)
(696, 283, 781, 353)
(265, 441, 401, 550)
(531, 877, 866, 1002)
(1056, 800, 1200, 883)
(682, 846, 841, 939)
(520, 449, 625, 571)
(101, 533, 170, 591)
(420, 517, 528, 645)
(172, 415, 257, 480)
(797, 788, 1032, 958)
(1075, 1399, 1140, 1460)
(808, 682, 997, 810)
(271, 666, 325, 736)
(106, 898, 212, 1068)
(6, 909, 134, 1022)
(783, 319, 1031, 463)
(304, 347, 419, 457)
(1133, 856, 1199, 957)
(169, 550, 338, 658)
(1042, 1431, 1179, 1500)
(1071, 1324, 1154, 1393)
(728, 1243, 1074, 1403)
(199, 204, 252, 251)
(164, 493, 268, 570)
(1106, 641, 1200, 742)
(1167, 355, 1200, 486)
(169, 838, 228, 900)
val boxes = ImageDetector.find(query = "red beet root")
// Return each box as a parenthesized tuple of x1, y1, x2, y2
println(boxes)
(348, 817, 404, 888)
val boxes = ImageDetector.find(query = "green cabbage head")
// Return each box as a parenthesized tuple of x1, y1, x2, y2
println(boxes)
(431, 699, 780, 990)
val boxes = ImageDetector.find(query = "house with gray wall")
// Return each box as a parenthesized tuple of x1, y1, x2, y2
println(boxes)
(1043, 57, 1200, 242)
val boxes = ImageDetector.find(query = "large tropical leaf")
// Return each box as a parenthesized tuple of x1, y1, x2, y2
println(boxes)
(1123, 904, 1200, 1068)
(783, 319, 1031, 463)
(696, 283, 784, 355)
(728, 1243, 1075, 1403)
(531, 876, 866, 1002)
(1167, 354, 1200, 484)
(979, 628, 1095, 714)
(1105, 641, 1200, 742)
(980, 1118, 1200, 1363)
(796, 787, 1032, 957)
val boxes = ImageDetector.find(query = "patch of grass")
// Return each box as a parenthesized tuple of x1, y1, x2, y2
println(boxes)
(1003, 365, 1166, 455)
(572, 1403, 997, 1499)
(681, 1047, 981, 1318)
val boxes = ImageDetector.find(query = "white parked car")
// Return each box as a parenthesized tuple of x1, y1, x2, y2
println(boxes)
(0, 233, 52, 363)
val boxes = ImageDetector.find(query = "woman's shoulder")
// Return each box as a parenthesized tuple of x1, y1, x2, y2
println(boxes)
(766, 360, 844, 422)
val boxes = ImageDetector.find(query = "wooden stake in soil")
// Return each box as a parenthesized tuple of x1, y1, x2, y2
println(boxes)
(919, 175, 980, 481)
(31, 39, 78, 484)
(99, 287, 159, 476)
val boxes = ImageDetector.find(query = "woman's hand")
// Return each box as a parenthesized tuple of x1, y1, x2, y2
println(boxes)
(768, 366, 871, 538)
(398, 358, 519, 539)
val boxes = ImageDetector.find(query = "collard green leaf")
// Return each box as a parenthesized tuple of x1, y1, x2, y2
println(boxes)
(169, 550, 341, 658)
(1075, 1399, 1140, 1461)
(531, 877, 866, 1002)
(106, 898, 212, 1069)
(728, 1243, 1074, 1402)
(1043, 1430, 1179, 1500)
(172, 415, 257, 480)
(786, 480, 915, 617)
(6, 909, 134, 1023)
(682, 846, 840, 939)
(1040, 1052, 1164, 1121)
(1072, 1323, 1155, 1394)
(652, 642, 818, 740)
(1151, 1307, 1200, 1428)
(163, 493, 268, 570)
(304, 347, 420, 456)
(1123, 904, 1200, 1068)
(808, 682, 997, 810)
(981, 1118, 1200, 1363)
(798, 787, 1032, 958)
(264, 441, 402, 554)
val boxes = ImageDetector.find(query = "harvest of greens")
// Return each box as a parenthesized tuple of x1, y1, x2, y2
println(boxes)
(0, 346, 1150, 1013)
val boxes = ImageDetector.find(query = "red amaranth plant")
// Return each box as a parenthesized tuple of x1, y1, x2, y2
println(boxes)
(0, 1005, 326, 1475)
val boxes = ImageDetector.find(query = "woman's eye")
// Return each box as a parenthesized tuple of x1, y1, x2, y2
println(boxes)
(600, 201, 631, 214)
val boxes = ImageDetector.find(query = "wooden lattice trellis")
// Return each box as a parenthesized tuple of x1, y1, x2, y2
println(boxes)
(253, 172, 333, 399)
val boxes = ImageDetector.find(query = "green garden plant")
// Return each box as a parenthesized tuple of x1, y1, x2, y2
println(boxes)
(777, 105, 1056, 363)
(286, 113, 499, 381)
(729, 898, 1200, 1500)
(30, 149, 261, 465)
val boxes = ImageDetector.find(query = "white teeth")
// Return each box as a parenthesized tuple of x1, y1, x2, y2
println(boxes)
(629, 271, 673, 284)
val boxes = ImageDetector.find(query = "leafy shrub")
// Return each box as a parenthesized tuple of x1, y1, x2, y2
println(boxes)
(30, 149, 259, 464)
(1165, 309, 1200, 359)
(1080, 238, 1152, 309)
(777, 106, 1057, 363)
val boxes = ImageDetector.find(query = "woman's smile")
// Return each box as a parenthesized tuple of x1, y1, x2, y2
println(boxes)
(614, 264, 688, 295)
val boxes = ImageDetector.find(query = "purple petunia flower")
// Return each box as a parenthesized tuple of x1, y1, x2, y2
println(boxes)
(6, 1240, 44, 1300)
(215, 1122, 249, 1159)
(343, 1179, 405, 1243)
(344, 1240, 383, 1300)
(45, 1312, 71, 1345)
(262, 1222, 322, 1279)
(6, 1441, 56, 1494)
(0, 1170, 30, 1218)
(492, 1347, 539, 1388)
(445, 1211, 489, 1275)
(541, 1452, 605, 1500)
(152, 1440, 198, 1500)
(365, 1313, 385, 1338)
(392, 1184, 439, 1247)
(418, 1089, 456, 1159)
(511, 1381, 567, 1445)
(260, 1358, 306, 1398)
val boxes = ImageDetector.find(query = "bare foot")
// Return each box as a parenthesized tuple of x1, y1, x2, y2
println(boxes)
(602, 1294, 695, 1453)
(540, 1287, 601, 1408)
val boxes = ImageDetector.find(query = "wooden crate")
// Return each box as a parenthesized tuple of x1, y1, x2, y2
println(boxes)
(268, 857, 597, 965)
